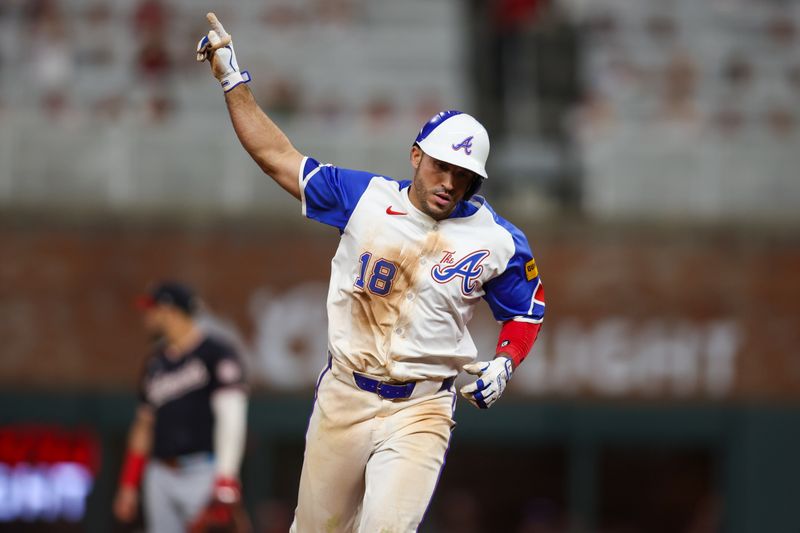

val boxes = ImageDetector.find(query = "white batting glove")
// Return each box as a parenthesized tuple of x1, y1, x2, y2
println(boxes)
(196, 12, 251, 93)
(460, 356, 513, 409)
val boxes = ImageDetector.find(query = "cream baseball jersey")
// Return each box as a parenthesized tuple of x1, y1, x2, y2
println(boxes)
(299, 156, 545, 382)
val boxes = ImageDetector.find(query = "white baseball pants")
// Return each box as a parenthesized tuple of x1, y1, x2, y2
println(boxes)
(290, 361, 456, 533)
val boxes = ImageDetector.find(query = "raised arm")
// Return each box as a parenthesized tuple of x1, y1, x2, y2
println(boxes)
(224, 86, 304, 199)
(197, 13, 304, 199)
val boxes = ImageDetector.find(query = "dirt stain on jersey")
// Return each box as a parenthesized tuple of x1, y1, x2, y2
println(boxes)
(350, 231, 448, 375)
(325, 514, 342, 533)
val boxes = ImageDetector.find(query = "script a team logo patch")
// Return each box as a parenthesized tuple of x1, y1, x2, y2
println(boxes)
(431, 250, 490, 295)
(451, 136, 474, 155)
(525, 258, 538, 281)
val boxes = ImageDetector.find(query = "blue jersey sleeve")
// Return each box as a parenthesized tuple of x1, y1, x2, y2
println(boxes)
(300, 156, 377, 230)
(483, 216, 546, 323)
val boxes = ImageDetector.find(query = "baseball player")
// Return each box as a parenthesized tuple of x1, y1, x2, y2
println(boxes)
(113, 281, 250, 533)
(197, 13, 546, 532)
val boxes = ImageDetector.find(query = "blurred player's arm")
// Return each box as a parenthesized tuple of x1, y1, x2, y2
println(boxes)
(189, 386, 251, 532)
(197, 13, 304, 200)
(113, 405, 154, 523)
(211, 387, 247, 498)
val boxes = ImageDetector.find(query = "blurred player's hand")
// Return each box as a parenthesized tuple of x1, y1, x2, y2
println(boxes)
(189, 477, 252, 533)
(113, 485, 139, 523)
(460, 356, 513, 409)
(196, 13, 251, 92)
(212, 477, 241, 505)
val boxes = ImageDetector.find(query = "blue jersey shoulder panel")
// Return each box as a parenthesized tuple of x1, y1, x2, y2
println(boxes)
(302, 157, 393, 230)
(481, 202, 545, 323)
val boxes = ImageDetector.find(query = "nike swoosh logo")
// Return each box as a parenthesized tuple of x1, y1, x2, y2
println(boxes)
(386, 206, 407, 216)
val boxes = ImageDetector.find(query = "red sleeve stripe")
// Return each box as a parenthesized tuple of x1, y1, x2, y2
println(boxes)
(534, 279, 545, 304)
(526, 278, 546, 318)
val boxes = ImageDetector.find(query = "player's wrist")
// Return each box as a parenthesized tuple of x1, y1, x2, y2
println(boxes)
(492, 355, 514, 380)
(220, 69, 251, 93)
(494, 353, 516, 371)
(213, 476, 241, 503)
(119, 451, 147, 489)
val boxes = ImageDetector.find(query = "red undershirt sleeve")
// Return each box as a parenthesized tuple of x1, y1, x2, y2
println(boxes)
(495, 319, 542, 368)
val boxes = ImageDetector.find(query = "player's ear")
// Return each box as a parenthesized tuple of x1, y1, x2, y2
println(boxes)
(410, 145, 422, 170)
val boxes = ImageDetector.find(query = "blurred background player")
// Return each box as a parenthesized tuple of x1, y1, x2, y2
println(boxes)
(197, 13, 544, 532)
(113, 281, 250, 533)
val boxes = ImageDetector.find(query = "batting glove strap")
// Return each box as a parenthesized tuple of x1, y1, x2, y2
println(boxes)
(459, 357, 513, 409)
(220, 69, 251, 92)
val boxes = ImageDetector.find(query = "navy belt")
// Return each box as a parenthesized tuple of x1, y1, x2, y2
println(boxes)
(352, 372, 455, 400)
(158, 451, 214, 470)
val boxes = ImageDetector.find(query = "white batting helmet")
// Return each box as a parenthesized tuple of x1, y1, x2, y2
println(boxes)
(414, 110, 490, 180)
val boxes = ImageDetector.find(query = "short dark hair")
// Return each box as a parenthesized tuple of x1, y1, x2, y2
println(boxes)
(137, 281, 198, 315)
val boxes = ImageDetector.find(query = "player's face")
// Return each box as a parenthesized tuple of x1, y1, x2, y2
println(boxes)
(142, 305, 169, 338)
(409, 147, 475, 220)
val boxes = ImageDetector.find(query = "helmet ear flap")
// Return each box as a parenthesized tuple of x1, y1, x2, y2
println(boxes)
(464, 176, 484, 200)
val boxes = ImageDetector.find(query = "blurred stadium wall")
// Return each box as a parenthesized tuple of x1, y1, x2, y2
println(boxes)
(1, 0, 800, 532)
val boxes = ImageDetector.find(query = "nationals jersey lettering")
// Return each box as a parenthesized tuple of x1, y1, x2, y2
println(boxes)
(299, 156, 545, 381)
(145, 359, 209, 407)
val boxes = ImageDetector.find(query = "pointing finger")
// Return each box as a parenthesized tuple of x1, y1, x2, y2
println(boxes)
(207, 12, 228, 38)
(205, 13, 232, 50)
